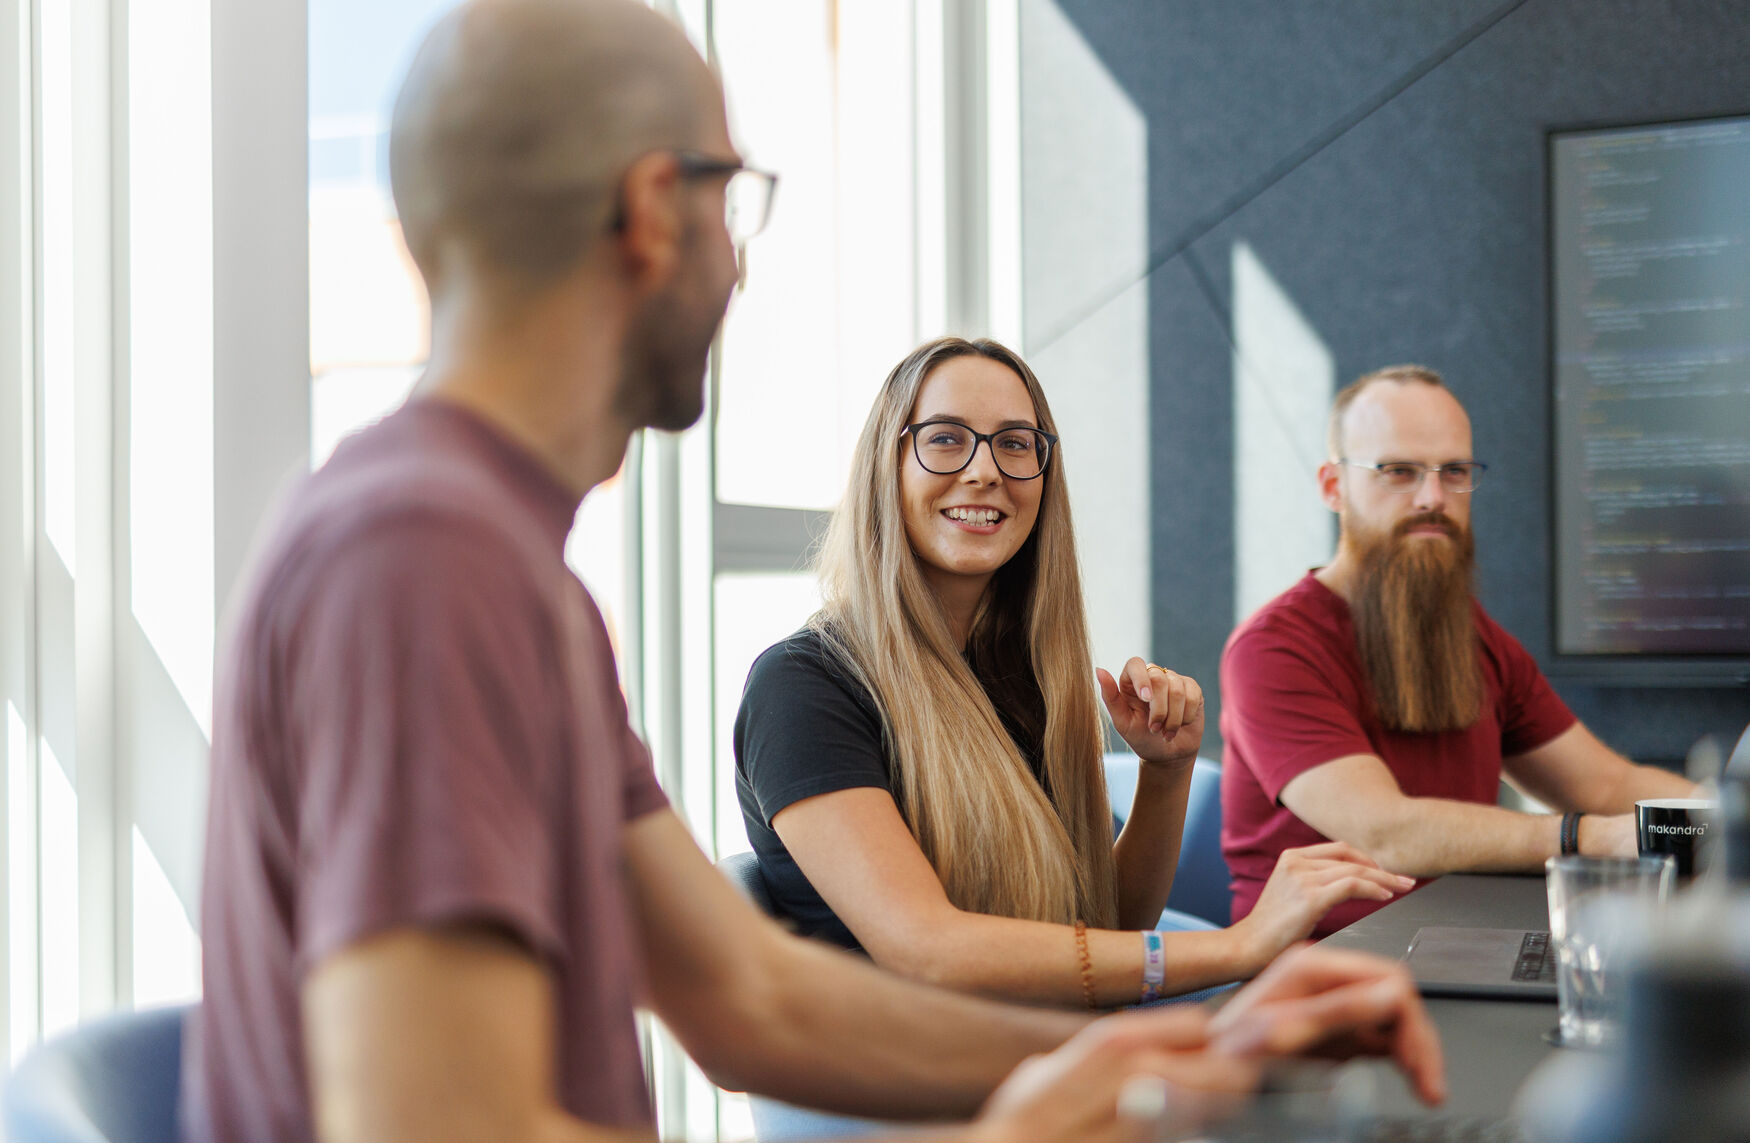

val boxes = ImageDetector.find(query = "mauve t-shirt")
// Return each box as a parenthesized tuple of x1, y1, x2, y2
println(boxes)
(182, 400, 668, 1143)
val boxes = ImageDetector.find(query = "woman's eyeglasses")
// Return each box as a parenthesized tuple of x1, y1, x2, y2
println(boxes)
(903, 420, 1057, 481)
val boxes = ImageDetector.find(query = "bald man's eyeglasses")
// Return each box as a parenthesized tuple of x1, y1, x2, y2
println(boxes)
(1339, 459, 1488, 493)
(675, 152, 778, 245)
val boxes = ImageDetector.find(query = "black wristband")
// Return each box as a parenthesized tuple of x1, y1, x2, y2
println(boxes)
(1560, 812, 1584, 856)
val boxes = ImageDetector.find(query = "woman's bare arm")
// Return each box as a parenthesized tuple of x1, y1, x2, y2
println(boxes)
(774, 788, 1407, 1004)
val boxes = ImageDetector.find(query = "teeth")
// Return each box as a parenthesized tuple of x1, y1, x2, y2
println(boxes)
(946, 507, 1001, 525)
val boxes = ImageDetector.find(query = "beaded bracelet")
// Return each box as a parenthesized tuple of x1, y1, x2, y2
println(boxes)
(1140, 930, 1165, 1002)
(1073, 920, 1097, 1009)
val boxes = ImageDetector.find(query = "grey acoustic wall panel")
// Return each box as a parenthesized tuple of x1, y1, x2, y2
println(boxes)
(1022, 0, 1750, 758)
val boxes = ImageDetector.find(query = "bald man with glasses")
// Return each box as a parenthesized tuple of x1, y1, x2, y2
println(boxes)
(1220, 365, 1698, 937)
(184, 5, 1451, 1143)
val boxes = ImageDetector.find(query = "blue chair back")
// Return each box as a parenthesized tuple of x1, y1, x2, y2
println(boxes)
(715, 851, 893, 1140)
(717, 849, 779, 916)
(1106, 754, 1231, 927)
(3, 1004, 187, 1143)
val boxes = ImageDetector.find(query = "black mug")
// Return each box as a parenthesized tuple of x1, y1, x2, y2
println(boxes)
(1635, 798, 1718, 878)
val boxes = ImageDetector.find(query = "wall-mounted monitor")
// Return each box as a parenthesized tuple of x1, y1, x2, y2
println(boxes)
(1549, 113, 1750, 683)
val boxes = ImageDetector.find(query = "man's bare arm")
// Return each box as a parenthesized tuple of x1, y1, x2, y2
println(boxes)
(294, 884, 1237, 1143)
(623, 809, 1089, 1119)
(627, 811, 1447, 1123)
(301, 812, 1448, 1142)
(302, 925, 651, 1143)
(1278, 753, 1632, 878)
(1503, 722, 1696, 814)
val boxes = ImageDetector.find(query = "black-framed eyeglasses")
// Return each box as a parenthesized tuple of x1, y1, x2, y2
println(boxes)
(1339, 459, 1488, 493)
(674, 151, 779, 245)
(903, 420, 1058, 481)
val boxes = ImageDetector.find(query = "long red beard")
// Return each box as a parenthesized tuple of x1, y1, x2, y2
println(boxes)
(1347, 512, 1482, 733)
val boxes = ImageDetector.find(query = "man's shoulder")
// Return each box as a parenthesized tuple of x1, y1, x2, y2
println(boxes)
(307, 407, 558, 555)
(1469, 600, 1550, 685)
(240, 421, 556, 638)
(1226, 573, 1346, 656)
(310, 415, 538, 538)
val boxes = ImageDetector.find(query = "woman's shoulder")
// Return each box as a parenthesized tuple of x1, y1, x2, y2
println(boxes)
(745, 625, 866, 699)
(738, 625, 886, 748)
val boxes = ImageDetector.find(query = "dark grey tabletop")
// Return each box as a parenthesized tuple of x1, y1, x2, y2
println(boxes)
(1318, 873, 1558, 1119)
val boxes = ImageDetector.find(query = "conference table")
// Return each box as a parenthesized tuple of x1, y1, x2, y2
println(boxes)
(1317, 873, 1559, 1119)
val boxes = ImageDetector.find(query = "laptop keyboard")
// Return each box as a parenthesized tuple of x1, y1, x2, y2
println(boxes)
(1510, 931, 1555, 985)
(1208, 1113, 1530, 1143)
(1357, 1115, 1530, 1143)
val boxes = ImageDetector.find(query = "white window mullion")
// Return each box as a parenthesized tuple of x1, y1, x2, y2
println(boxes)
(913, 0, 946, 338)
(984, 0, 1021, 350)
(34, 0, 120, 1035)
(1, 0, 38, 1063)
(68, 0, 119, 1021)
(126, 0, 216, 1010)
(211, 0, 308, 622)
(105, 0, 134, 1011)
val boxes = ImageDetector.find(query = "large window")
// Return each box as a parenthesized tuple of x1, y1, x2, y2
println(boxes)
(307, 0, 635, 682)
(1, 2, 1015, 1140)
(3, 0, 248, 1059)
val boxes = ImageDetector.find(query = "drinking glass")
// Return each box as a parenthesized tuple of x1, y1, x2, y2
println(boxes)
(1545, 855, 1675, 1047)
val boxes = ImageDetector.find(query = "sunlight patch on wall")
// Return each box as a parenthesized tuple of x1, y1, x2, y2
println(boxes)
(1021, 0, 1149, 673)
(129, 0, 215, 739)
(132, 826, 201, 1008)
(39, 736, 78, 1037)
(1232, 241, 1335, 623)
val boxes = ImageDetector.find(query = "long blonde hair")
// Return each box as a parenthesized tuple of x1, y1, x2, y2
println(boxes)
(811, 337, 1117, 928)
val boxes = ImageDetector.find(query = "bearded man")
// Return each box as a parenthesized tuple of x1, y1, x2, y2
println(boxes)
(1219, 365, 1697, 936)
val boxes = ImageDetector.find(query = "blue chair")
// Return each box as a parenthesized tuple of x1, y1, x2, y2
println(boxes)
(716, 851, 895, 1140)
(718, 848, 779, 917)
(1106, 754, 1232, 928)
(3, 1004, 187, 1143)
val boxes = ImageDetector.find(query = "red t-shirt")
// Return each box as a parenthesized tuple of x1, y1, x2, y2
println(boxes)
(183, 401, 669, 1143)
(1219, 572, 1575, 936)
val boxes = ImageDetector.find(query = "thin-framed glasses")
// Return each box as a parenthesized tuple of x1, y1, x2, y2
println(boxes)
(1339, 459, 1488, 493)
(674, 151, 779, 245)
(904, 420, 1058, 481)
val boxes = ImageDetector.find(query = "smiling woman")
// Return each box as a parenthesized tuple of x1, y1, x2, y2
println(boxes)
(732, 337, 1414, 1009)
(898, 354, 1048, 638)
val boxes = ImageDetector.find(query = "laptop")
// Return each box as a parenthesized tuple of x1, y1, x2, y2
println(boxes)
(1402, 926, 1558, 1001)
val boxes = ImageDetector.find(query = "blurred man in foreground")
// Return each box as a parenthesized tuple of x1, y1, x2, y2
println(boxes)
(184, 4, 1446, 1141)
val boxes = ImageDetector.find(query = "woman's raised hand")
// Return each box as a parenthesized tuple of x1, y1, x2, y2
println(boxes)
(1096, 658, 1205, 769)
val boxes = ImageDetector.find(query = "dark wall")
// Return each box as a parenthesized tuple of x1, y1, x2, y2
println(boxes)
(1042, 0, 1750, 760)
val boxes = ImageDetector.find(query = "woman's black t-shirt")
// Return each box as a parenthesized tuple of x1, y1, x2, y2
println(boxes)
(733, 627, 1045, 951)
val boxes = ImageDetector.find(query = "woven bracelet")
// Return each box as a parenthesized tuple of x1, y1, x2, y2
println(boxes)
(1073, 920, 1097, 1010)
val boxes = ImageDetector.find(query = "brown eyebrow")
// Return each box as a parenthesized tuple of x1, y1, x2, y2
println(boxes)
(915, 414, 1040, 431)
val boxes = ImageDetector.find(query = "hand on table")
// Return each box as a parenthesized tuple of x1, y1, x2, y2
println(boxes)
(1096, 658, 1204, 768)
(1230, 843, 1416, 972)
(1207, 944, 1447, 1107)
(974, 1005, 1256, 1143)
